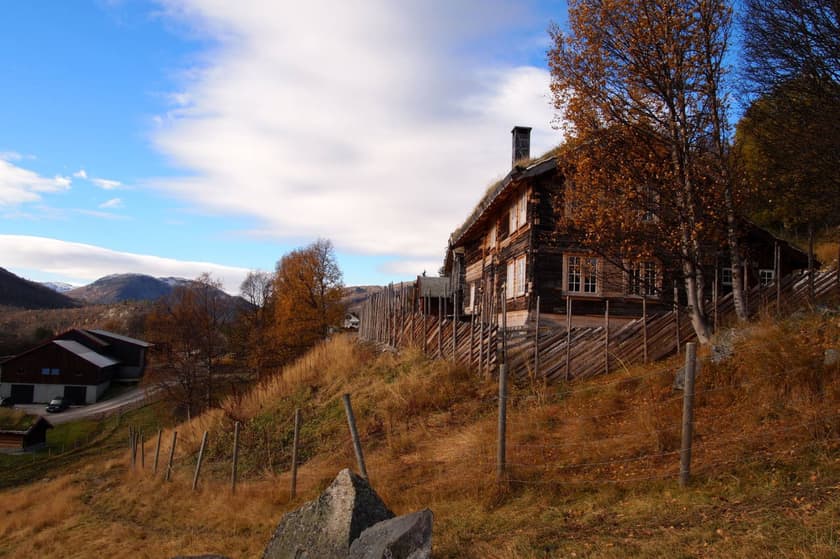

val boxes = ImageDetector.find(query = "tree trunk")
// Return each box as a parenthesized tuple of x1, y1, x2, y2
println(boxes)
(683, 261, 711, 345)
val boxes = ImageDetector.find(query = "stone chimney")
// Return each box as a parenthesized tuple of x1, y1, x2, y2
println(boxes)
(511, 126, 532, 168)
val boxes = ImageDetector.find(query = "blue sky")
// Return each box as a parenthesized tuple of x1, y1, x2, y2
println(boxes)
(0, 1, 567, 293)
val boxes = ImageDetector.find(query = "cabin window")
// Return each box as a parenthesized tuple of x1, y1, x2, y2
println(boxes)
(721, 267, 733, 286)
(567, 255, 599, 294)
(487, 224, 497, 249)
(759, 269, 775, 286)
(505, 255, 527, 299)
(627, 261, 659, 297)
(468, 282, 477, 312)
(41, 368, 50, 376)
(508, 191, 528, 233)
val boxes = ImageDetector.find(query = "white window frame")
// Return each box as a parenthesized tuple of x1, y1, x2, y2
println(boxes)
(566, 255, 599, 295)
(721, 267, 733, 286)
(627, 261, 659, 297)
(515, 255, 526, 297)
(759, 269, 775, 286)
(505, 255, 527, 299)
(506, 260, 515, 299)
(488, 223, 497, 249)
(468, 282, 477, 312)
(508, 191, 528, 233)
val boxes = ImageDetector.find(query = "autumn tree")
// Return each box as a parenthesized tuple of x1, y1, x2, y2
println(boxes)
(548, 0, 745, 342)
(736, 81, 840, 273)
(739, 0, 840, 279)
(145, 273, 230, 418)
(231, 270, 276, 379)
(271, 239, 345, 364)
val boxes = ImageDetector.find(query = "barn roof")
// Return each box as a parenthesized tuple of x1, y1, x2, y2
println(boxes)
(86, 329, 152, 348)
(53, 340, 120, 368)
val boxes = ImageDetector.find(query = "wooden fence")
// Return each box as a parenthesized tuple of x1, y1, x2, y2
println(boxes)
(358, 270, 839, 382)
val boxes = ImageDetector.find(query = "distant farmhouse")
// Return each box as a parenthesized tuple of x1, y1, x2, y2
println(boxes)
(0, 329, 151, 405)
(443, 127, 809, 329)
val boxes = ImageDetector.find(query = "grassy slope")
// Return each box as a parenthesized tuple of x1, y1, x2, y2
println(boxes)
(0, 312, 838, 558)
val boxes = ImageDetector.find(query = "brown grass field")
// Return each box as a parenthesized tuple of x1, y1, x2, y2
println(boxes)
(0, 310, 838, 558)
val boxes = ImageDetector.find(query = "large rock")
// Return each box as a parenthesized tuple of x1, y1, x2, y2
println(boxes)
(347, 509, 433, 559)
(262, 469, 394, 559)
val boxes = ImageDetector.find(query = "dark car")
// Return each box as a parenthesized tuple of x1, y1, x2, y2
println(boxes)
(46, 397, 70, 413)
(0, 396, 13, 408)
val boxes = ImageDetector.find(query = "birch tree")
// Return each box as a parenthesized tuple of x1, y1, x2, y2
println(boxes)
(549, 0, 744, 342)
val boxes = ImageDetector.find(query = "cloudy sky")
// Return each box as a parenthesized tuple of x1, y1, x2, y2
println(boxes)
(0, 1, 566, 294)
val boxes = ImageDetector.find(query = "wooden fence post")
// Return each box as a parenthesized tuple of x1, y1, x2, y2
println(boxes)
(604, 300, 610, 376)
(453, 285, 458, 362)
(192, 431, 208, 491)
(497, 348, 508, 481)
(231, 421, 240, 494)
(565, 296, 572, 381)
(165, 431, 177, 482)
(140, 431, 145, 469)
(437, 296, 443, 358)
(673, 281, 680, 356)
(775, 242, 781, 314)
(679, 342, 697, 487)
(342, 394, 368, 479)
(290, 408, 301, 501)
(153, 429, 161, 475)
(642, 297, 648, 364)
(533, 295, 540, 377)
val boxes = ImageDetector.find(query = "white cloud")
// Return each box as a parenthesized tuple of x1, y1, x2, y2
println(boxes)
(91, 177, 122, 190)
(73, 169, 88, 179)
(0, 235, 249, 294)
(98, 197, 124, 209)
(152, 0, 563, 271)
(0, 158, 72, 206)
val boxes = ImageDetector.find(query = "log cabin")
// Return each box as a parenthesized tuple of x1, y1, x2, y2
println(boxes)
(444, 127, 809, 330)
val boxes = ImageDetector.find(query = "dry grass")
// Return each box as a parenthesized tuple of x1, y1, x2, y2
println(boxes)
(1, 312, 839, 558)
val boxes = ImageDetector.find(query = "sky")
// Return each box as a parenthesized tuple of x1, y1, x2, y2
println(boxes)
(0, 0, 568, 294)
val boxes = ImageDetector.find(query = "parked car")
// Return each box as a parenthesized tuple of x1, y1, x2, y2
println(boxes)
(46, 397, 70, 413)
(0, 396, 13, 408)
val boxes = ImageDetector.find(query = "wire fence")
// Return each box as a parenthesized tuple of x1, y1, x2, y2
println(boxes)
(119, 332, 839, 495)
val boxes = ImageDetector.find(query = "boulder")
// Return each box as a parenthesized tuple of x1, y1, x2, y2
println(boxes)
(826, 348, 839, 367)
(262, 469, 394, 559)
(347, 509, 433, 559)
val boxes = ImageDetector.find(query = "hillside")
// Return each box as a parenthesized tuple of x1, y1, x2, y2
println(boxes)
(0, 267, 79, 310)
(0, 302, 151, 356)
(66, 273, 188, 304)
(0, 311, 838, 557)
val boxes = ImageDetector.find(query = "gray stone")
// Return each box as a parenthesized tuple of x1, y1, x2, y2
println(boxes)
(710, 328, 737, 364)
(262, 469, 394, 559)
(347, 509, 433, 559)
(826, 348, 839, 367)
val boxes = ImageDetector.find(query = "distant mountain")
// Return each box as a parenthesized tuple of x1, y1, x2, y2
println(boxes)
(0, 267, 80, 310)
(67, 274, 175, 304)
(41, 281, 76, 293)
(66, 273, 244, 307)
